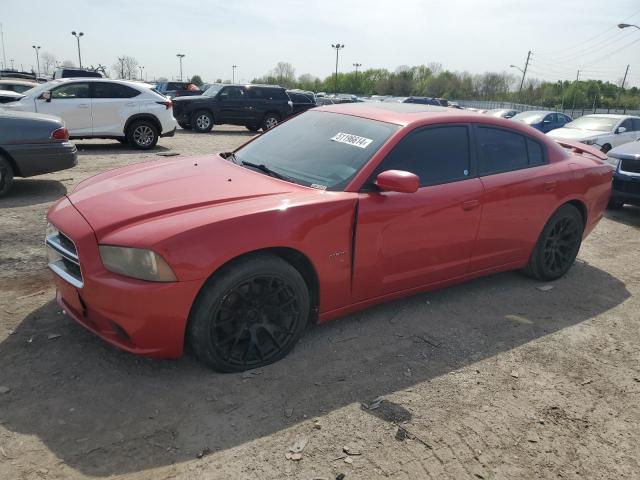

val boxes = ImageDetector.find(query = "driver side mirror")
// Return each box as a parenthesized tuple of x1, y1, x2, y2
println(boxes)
(39, 91, 51, 102)
(375, 170, 420, 193)
(616, 126, 627, 134)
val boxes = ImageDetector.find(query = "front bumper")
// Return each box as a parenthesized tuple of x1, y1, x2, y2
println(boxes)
(7, 141, 77, 178)
(47, 197, 203, 358)
(612, 172, 640, 206)
(161, 127, 176, 138)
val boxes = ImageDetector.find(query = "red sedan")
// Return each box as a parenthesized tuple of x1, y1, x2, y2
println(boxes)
(45, 104, 612, 371)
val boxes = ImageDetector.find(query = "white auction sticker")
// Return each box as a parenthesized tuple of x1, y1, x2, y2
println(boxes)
(331, 132, 373, 149)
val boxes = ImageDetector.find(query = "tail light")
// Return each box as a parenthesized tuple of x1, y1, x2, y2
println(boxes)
(52, 127, 69, 141)
(157, 100, 173, 110)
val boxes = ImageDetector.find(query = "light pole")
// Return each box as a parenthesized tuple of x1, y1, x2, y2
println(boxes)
(10, 59, 14, 70)
(232, 64, 237, 83)
(353, 62, 362, 94)
(176, 53, 185, 81)
(331, 43, 344, 94)
(139, 65, 144, 80)
(618, 23, 640, 31)
(32, 45, 41, 78)
(71, 31, 84, 68)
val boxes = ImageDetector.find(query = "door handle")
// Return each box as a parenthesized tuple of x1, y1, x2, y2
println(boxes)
(461, 199, 479, 211)
(78, 104, 89, 109)
(544, 181, 557, 192)
(125, 102, 136, 107)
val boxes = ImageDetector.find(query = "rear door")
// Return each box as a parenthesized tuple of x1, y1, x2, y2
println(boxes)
(469, 125, 559, 272)
(34, 82, 92, 135)
(353, 124, 484, 300)
(90, 82, 141, 136)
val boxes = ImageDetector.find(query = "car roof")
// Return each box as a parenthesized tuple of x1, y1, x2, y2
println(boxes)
(516, 110, 556, 115)
(38, 77, 148, 88)
(316, 102, 471, 126)
(580, 114, 632, 119)
(0, 79, 38, 86)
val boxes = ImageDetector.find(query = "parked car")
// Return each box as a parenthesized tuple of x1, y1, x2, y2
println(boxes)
(403, 96, 442, 106)
(0, 110, 77, 196)
(52, 67, 105, 79)
(286, 90, 317, 114)
(45, 103, 612, 371)
(485, 108, 518, 119)
(172, 84, 293, 132)
(605, 140, 640, 209)
(512, 110, 572, 133)
(0, 90, 24, 103)
(0, 79, 37, 93)
(4, 78, 177, 149)
(547, 114, 640, 152)
(155, 81, 202, 98)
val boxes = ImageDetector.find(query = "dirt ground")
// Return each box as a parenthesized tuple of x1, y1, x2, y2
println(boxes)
(1, 127, 639, 480)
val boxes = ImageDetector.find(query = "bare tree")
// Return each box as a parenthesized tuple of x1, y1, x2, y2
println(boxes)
(112, 55, 139, 80)
(40, 52, 57, 75)
(427, 62, 443, 76)
(271, 62, 296, 88)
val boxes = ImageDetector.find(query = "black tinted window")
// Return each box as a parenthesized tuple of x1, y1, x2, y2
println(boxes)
(221, 87, 244, 99)
(92, 82, 140, 98)
(51, 83, 89, 99)
(248, 87, 286, 100)
(478, 127, 545, 174)
(620, 119, 633, 131)
(288, 92, 313, 103)
(377, 126, 471, 187)
(632, 118, 640, 131)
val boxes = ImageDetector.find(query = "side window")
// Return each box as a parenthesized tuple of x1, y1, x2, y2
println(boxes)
(477, 126, 528, 174)
(527, 139, 544, 166)
(51, 83, 89, 99)
(631, 118, 640, 131)
(376, 126, 471, 187)
(619, 119, 633, 131)
(247, 87, 265, 99)
(92, 82, 140, 99)
(221, 87, 244, 99)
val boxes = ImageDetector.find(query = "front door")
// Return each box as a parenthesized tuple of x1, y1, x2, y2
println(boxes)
(353, 125, 484, 301)
(217, 86, 246, 123)
(35, 82, 92, 135)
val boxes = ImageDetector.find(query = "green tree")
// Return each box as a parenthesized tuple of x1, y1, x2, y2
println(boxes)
(190, 75, 203, 86)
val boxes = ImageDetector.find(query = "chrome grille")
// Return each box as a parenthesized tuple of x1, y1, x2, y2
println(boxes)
(46, 226, 84, 288)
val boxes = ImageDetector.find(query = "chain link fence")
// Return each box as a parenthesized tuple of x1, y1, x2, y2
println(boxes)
(453, 100, 640, 119)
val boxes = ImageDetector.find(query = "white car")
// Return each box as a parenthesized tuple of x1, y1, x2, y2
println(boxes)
(547, 114, 640, 153)
(4, 78, 177, 149)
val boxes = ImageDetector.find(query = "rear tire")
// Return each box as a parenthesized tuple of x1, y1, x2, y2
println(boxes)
(188, 253, 310, 372)
(261, 113, 280, 132)
(0, 156, 14, 197)
(191, 110, 213, 133)
(523, 204, 584, 281)
(126, 120, 158, 150)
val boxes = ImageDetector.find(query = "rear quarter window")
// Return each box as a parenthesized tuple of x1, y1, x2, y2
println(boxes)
(477, 126, 546, 175)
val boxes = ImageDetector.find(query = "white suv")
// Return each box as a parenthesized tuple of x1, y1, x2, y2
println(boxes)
(3, 78, 177, 149)
(547, 114, 640, 153)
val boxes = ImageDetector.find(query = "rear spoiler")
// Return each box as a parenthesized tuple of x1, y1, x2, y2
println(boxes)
(554, 139, 608, 161)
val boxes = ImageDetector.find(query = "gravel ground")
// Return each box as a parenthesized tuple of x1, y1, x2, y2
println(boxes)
(1, 127, 639, 480)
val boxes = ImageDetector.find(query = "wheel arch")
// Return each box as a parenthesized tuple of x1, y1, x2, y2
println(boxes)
(183, 246, 320, 349)
(0, 147, 21, 177)
(124, 113, 162, 136)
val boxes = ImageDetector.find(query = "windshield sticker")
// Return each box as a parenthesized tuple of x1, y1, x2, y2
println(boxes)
(331, 132, 373, 149)
(311, 183, 327, 190)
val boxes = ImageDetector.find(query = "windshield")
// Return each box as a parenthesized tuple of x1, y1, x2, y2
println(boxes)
(564, 116, 619, 132)
(234, 111, 399, 191)
(512, 112, 545, 124)
(18, 80, 64, 99)
(203, 84, 224, 97)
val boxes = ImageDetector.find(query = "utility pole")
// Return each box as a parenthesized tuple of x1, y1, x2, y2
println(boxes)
(571, 70, 580, 117)
(331, 43, 344, 94)
(516, 50, 531, 104)
(176, 53, 185, 81)
(32, 45, 41, 78)
(232, 64, 237, 83)
(0, 23, 6, 74)
(616, 64, 630, 105)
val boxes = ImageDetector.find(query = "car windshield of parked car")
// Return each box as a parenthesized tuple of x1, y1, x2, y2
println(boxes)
(564, 116, 618, 132)
(512, 112, 545, 124)
(233, 111, 399, 191)
(203, 85, 224, 97)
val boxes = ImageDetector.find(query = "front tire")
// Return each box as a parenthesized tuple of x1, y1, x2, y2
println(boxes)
(188, 254, 310, 372)
(191, 110, 213, 133)
(523, 204, 584, 281)
(0, 156, 15, 197)
(126, 120, 158, 150)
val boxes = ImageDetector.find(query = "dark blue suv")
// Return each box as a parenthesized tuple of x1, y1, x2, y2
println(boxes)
(606, 139, 640, 209)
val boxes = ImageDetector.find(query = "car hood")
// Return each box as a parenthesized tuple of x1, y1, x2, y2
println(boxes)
(546, 128, 603, 140)
(609, 140, 640, 159)
(67, 154, 311, 239)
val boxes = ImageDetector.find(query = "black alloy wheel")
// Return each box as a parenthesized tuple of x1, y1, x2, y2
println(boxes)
(524, 204, 584, 281)
(189, 254, 309, 372)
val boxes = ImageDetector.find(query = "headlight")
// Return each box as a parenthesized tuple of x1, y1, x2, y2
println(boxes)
(582, 138, 597, 145)
(99, 246, 176, 282)
(606, 156, 620, 169)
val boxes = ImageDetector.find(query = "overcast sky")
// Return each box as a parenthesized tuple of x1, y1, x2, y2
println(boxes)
(2, 0, 639, 87)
